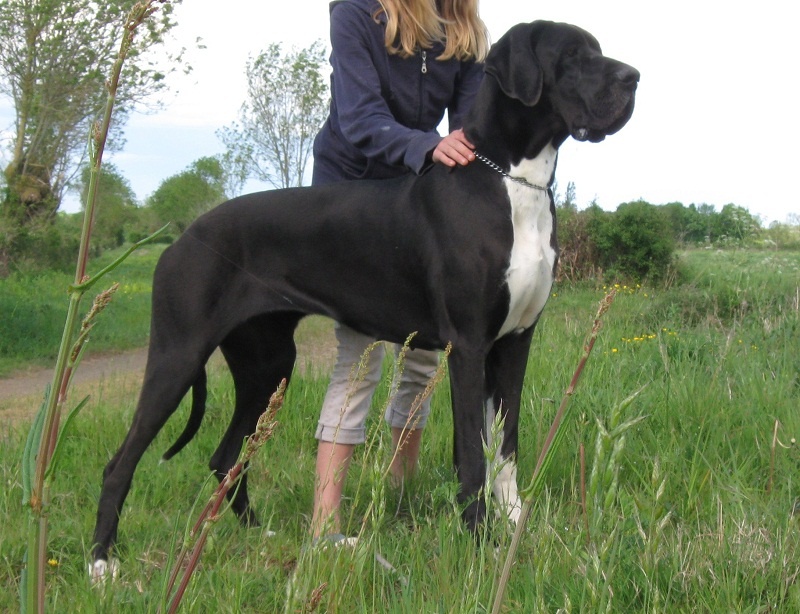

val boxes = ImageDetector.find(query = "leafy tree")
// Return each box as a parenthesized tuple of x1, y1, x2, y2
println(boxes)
(683, 204, 711, 243)
(661, 202, 710, 244)
(561, 180, 577, 211)
(147, 156, 227, 233)
(0, 0, 183, 221)
(217, 148, 250, 202)
(218, 41, 329, 190)
(764, 219, 800, 249)
(77, 163, 138, 248)
(694, 203, 719, 242)
(717, 203, 761, 242)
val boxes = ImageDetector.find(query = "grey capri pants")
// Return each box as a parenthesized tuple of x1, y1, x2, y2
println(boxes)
(315, 323, 439, 445)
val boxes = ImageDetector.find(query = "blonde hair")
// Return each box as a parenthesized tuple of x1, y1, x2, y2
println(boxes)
(375, 0, 489, 62)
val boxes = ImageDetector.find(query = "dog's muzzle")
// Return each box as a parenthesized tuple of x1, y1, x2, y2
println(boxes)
(573, 63, 640, 143)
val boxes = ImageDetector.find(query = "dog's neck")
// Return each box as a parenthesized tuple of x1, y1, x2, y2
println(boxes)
(465, 79, 569, 170)
(508, 144, 558, 190)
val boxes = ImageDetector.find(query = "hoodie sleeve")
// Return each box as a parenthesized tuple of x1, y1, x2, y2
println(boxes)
(448, 60, 484, 132)
(329, 2, 442, 174)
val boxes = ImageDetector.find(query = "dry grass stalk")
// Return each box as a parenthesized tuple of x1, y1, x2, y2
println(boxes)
(491, 289, 616, 614)
(161, 379, 285, 614)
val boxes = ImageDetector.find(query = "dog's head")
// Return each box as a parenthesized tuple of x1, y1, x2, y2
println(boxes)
(485, 21, 639, 143)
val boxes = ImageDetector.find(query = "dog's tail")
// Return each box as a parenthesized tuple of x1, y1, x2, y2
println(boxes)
(161, 369, 208, 461)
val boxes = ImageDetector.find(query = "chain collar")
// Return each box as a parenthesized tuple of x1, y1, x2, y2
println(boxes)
(474, 152, 550, 193)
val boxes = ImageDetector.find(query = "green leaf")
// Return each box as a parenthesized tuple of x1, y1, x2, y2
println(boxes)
(45, 396, 91, 482)
(21, 386, 51, 506)
(69, 223, 170, 293)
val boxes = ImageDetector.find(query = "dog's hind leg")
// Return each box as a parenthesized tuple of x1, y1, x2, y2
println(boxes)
(92, 349, 206, 565)
(213, 313, 301, 526)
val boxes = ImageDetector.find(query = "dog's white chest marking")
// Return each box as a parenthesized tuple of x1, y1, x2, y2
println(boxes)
(497, 144, 558, 339)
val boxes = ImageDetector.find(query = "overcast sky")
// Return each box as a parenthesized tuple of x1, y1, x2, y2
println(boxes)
(2, 0, 798, 224)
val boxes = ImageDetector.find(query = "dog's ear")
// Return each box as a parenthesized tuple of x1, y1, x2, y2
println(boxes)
(484, 23, 543, 106)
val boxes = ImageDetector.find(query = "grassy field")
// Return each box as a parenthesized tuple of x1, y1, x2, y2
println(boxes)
(0, 244, 162, 377)
(1, 248, 799, 611)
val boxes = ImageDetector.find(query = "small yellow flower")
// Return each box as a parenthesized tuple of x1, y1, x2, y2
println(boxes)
(48, 559, 58, 568)
(611, 348, 618, 353)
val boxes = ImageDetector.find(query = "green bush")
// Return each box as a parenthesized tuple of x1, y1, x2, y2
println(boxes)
(0, 214, 81, 275)
(595, 200, 676, 282)
(556, 203, 602, 282)
(761, 222, 800, 250)
(557, 201, 676, 284)
(0, 205, 165, 276)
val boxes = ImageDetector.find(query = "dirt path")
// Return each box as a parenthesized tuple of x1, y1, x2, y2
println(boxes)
(0, 348, 151, 427)
(0, 348, 150, 403)
(0, 326, 337, 428)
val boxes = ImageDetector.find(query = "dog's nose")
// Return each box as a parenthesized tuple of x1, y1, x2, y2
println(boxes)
(615, 64, 640, 87)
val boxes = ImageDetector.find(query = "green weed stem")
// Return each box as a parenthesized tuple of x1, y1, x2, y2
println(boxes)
(20, 3, 171, 612)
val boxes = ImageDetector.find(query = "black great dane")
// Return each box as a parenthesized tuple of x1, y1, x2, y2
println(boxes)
(90, 20, 638, 578)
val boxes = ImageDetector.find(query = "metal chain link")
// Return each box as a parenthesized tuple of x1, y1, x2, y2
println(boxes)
(474, 152, 550, 192)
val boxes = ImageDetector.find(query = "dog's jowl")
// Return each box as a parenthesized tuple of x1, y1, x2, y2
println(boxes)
(90, 20, 638, 579)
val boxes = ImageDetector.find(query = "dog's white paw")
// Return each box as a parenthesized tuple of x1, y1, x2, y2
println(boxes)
(492, 493, 523, 525)
(89, 558, 119, 584)
(491, 458, 523, 526)
(504, 496, 523, 526)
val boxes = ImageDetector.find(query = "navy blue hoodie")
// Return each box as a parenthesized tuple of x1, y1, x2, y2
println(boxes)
(312, 0, 484, 184)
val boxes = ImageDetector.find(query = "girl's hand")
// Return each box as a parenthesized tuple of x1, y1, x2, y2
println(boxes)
(432, 128, 476, 167)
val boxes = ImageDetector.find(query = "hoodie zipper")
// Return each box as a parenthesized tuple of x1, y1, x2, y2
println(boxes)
(416, 50, 427, 126)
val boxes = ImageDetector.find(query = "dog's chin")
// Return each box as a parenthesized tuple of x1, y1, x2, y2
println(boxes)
(572, 102, 636, 143)
(572, 128, 605, 143)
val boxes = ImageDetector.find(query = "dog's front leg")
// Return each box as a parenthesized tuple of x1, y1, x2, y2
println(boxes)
(484, 327, 536, 525)
(448, 346, 491, 533)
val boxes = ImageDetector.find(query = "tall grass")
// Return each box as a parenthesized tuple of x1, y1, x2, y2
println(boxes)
(1, 249, 798, 611)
